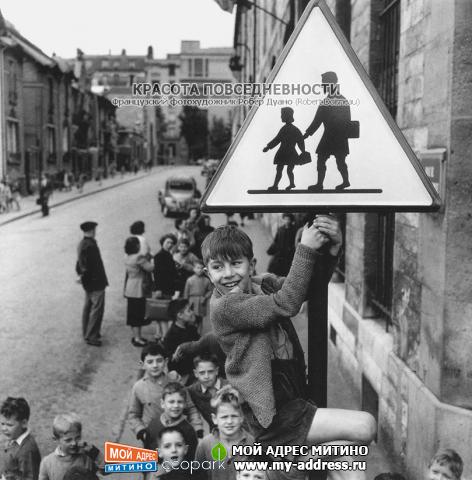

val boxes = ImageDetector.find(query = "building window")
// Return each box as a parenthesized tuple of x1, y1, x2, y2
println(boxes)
(194, 58, 204, 77)
(369, 212, 395, 328)
(101, 60, 110, 68)
(205, 59, 209, 77)
(363, 0, 400, 329)
(169, 64, 176, 76)
(7, 120, 20, 163)
(188, 59, 192, 77)
(47, 126, 56, 161)
(129, 61, 136, 69)
(46, 78, 55, 125)
(64, 82, 69, 117)
(62, 127, 69, 152)
(7, 60, 18, 105)
(379, 0, 401, 118)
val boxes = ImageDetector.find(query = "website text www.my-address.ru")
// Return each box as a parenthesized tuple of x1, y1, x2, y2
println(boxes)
(233, 459, 367, 473)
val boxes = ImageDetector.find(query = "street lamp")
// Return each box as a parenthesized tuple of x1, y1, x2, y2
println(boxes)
(216, 0, 289, 25)
(236, 0, 289, 26)
(229, 55, 243, 72)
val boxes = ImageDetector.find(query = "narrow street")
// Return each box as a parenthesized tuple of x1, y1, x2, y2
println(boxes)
(0, 164, 394, 477)
(0, 165, 271, 458)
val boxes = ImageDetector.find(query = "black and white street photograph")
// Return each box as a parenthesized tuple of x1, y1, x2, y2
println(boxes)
(0, 2, 471, 480)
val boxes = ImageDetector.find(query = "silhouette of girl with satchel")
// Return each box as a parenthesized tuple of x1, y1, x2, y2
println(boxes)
(263, 107, 305, 191)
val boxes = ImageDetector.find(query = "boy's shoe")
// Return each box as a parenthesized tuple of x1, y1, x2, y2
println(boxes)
(131, 338, 148, 347)
(86, 339, 102, 347)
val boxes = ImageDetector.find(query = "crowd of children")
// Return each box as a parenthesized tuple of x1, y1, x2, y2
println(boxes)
(1, 213, 466, 480)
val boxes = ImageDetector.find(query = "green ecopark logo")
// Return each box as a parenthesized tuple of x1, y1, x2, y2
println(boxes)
(212, 443, 227, 461)
(160, 443, 227, 474)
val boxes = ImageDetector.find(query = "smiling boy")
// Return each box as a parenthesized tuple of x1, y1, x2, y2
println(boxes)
(145, 383, 198, 461)
(38, 414, 101, 480)
(128, 343, 203, 445)
(195, 386, 254, 480)
(201, 221, 376, 480)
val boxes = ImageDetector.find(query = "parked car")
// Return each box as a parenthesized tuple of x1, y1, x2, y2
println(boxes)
(158, 176, 201, 217)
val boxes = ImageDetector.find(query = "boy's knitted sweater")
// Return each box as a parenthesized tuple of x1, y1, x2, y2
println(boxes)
(210, 244, 336, 428)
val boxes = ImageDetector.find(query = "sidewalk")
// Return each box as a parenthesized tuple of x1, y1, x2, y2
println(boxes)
(0, 167, 171, 227)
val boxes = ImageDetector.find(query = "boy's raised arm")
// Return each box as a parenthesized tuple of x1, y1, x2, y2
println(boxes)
(213, 220, 342, 332)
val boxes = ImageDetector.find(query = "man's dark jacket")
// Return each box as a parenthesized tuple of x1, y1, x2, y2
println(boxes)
(76, 237, 109, 292)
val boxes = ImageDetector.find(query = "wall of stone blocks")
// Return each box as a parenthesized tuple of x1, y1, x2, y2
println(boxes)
(440, 0, 472, 407)
(261, 0, 472, 466)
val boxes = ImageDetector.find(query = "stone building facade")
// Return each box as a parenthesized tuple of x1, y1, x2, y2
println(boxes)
(232, 1, 472, 478)
(85, 41, 234, 165)
(0, 12, 116, 192)
(153, 40, 235, 164)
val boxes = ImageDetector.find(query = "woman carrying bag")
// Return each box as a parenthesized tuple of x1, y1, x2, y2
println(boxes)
(124, 236, 154, 347)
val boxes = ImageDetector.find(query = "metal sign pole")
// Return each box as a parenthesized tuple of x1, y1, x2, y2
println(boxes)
(307, 259, 329, 480)
(307, 275, 328, 407)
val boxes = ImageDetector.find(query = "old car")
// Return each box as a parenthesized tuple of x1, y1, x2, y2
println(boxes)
(158, 176, 201, 217)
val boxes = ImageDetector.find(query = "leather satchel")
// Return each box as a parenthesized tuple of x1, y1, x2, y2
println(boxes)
(297, 151, 312, 165)
(145, 297, 171, 322)
(347, 120, 360, 138)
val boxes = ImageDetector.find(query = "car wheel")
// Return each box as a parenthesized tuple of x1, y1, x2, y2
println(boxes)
(163, 205, 169, 217)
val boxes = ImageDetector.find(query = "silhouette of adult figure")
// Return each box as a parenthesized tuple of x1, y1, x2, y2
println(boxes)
(263, 107, 305, 191)
(304, 71, 351, 191)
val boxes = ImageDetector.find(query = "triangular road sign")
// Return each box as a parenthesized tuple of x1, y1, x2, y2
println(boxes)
(201, 0, 441, 213)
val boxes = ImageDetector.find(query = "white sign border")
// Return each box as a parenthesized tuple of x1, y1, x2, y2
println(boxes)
(201, 0, 441, 213)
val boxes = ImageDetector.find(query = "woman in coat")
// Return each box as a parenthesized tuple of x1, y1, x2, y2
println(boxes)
(153, 233, 179, 340)
(124, 236, 154, 347)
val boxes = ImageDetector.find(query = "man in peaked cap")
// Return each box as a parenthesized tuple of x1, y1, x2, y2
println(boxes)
(76, 221, 108, 346)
